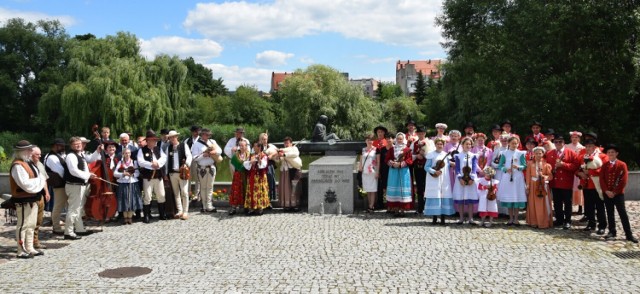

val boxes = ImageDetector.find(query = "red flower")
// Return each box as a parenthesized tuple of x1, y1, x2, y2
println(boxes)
(222, 189, 227, 193)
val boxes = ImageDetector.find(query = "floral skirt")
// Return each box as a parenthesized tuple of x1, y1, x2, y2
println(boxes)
(245, 170, 270, 210)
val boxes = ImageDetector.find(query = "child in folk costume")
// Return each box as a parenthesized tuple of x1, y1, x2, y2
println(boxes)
(453, 137, 480, 224)
(229, 140, 250, 215)
(424, 138, 455, 224)
(243, 141, 270, 215)
(497, 136, 527, 226)
(525, 147, 554, 229)
(444, 130, 463, 193)
(113, 148, 142, 225)
(385, 133, 413, 216)
(359, 134, 380, 213)
(477, 166, 499, 227)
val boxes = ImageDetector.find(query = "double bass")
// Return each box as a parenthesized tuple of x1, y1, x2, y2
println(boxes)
(85, 124, 118, 222)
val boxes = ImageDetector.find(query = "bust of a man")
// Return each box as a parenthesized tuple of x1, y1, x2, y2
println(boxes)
(312, 115, 340, 142)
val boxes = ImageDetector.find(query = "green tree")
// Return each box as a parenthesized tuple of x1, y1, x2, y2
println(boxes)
(413, 71, 428, 105)
(182, 57, 227, 97)
(0, 18, 69, 132)
(278, 65, 382, 140)
(377, 81, 404, 101)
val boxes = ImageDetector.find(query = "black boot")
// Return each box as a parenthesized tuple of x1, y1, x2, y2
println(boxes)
(432, 216, 438, 225)
(440, 215, 446, 225)
(134, 210, 141, 220)
(143, 205, 151, 224)
(158, 203, 166, 220)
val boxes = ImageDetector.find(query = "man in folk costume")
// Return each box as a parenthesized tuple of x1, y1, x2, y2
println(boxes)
(191, 128, 222, 213)
(487, 124, 502, 150)
(137, 130, 168, 223)
(545, 135, 580, 229)
(576, 139, 608, 235)
(463, 122, 475, 139)
(166, 130, 192, 220)
(9, 140, 48, 258)
(30, 146, 51, 250)
(44, 138, 67, 235)
(103, 140, 119, 171)
(566, 131, 586, 217)
(405, 119, 418, 145)
(599, 144, 638, 243)
(543, 129, 556, 151)
(524, 121, 545, 147)
(412, 126, 435, 214)
(500, 119, 522, 150)
(184, 125, 201, 201)
(224, 127, 251, 176)
(64, 137, 101, 240)
(276, 136, 303, 211)
(372, 125, 389, 211)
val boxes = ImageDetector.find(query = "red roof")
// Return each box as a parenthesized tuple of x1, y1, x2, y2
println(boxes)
(396, 59, 442, 79)
(271, 72, 294, 92)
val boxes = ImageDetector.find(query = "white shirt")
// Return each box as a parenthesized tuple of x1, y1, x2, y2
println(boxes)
(243, 154, 268, 170)
(11, 161, 46, 194)
(137, 146, 167, 171)
(66, 152, 92, 181)
(192, 139, 222, 167)
(170, 142, 193, 171)
(44, 152, 66, 178)
(224, 137, 250, 158)
(113, 159, 140, 183)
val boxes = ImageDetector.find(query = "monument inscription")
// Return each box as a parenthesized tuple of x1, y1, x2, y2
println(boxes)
(308, 156, 356, 214)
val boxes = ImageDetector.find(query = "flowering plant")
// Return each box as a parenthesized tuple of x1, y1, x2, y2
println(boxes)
(357, 187, 367, 198)
(212, 188, 229, 200)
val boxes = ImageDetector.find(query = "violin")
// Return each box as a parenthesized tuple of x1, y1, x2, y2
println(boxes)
(179, 159, 190, 180)
(487, 180, 497, 200)
(461, 154, 473, 185)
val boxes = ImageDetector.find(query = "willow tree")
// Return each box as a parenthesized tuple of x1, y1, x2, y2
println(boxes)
(278, 64, 382, 140)
(39, 32, 191, 135)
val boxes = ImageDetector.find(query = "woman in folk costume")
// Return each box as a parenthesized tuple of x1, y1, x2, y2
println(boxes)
(471, 133, 492, 171)
(566, 131, 585, 216)
(424, 138, 454, 224)
(487, 124, 502, 150)
(432, 123, 450, 142)
(444, 130, 463, 192)
(113, 148, 142, 225)
(491, 131, 511, 216)
(497, 136, 528, 226)
(477, 166, 499, 227)
(453, 137, 479, 224)
(276, 136, 303, 212)
(359, 134, 380, 213)
(229, 139, 250, 215)
(243, 141, 270, 215)
(385, 132, 413, 216)
(525, 147, 554, 229)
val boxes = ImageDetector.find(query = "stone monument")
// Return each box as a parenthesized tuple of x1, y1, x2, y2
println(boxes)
(308, 156, 356, 214)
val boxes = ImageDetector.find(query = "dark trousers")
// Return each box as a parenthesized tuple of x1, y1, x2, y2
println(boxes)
(552, 188, 572, 224)
(375, 166, 389, 210)
(583, 188, 606, 230)
(604, 194, 634, 238)
(414, 167, 426, 213)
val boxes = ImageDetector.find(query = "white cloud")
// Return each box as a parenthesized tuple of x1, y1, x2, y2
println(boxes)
(204, 63, 275, 92)
(139, 36, 223, 64)
(183, 0, 443, 48)
(255, 50, 294, 67)
(0, 7, 75, 27)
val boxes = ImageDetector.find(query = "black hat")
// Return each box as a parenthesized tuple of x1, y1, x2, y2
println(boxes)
(160, 129, 170, 135)
(373, 125, 388, 134)
(604, 144, 620, 153)
(145, 130, 159, 140)
(583, 139, 597, 145)
(235, 127, 245, 133)
(103, 140, 118, 147)
(190, 125, 201, 132)
(531, 121, 543, 128)
(553, 134, 565, 142)
(501, 119, 513, 128)
(405, 119, 416, 127)
(463, 122, 475, 131)
(13, 140, 33, 150)
(416, 126, 426, 133)
(52, 138, 66, 146)
(491, 124, 502, 131)
(583, 131, 598, 140)
(544, 128, 555, 136)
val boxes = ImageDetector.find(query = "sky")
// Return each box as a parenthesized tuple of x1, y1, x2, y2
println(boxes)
(0, 0, 447, 92)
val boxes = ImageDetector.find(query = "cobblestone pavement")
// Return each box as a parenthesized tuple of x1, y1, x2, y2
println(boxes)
(1, 202, 640, 293)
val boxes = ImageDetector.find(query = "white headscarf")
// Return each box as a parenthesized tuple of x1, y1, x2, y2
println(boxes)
(394, 132, 406, 159)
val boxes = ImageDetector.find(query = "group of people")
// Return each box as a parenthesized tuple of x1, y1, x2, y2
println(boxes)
(358, 120, 637, 243)
(7, 125, 303, 258)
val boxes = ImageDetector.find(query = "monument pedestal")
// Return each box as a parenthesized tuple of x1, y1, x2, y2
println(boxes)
(308, 156, 356, 214)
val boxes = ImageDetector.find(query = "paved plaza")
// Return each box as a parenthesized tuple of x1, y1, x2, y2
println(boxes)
(1, 203, 640, 293)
